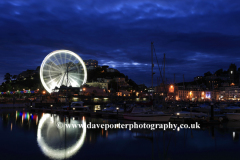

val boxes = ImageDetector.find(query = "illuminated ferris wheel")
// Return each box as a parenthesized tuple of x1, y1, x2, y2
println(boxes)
(40, 50, 87, 93)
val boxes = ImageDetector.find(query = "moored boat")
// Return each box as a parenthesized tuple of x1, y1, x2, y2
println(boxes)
(226, 113, 240, 121)
(123, 107, 172, 122)
(222, 106, 240, 113)
(174, 111, 208, 118)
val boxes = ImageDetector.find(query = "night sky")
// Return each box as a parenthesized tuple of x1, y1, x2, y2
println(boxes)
(1, 0, 240, 87)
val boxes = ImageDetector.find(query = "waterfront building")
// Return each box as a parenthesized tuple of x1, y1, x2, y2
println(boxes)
(80, 85, 107, 96)
(116, 90, 130, 96)
(219, 86, 240, 100)
(177, 89, 219, 101)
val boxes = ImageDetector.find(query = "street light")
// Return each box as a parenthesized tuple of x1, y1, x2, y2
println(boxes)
(116, 107, 119, 118)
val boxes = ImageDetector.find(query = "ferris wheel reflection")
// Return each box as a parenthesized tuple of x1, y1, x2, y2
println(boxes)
(37, 114, 86, 159)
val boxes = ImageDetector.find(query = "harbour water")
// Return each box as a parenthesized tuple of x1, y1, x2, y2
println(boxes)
(1, 110, 240, 160)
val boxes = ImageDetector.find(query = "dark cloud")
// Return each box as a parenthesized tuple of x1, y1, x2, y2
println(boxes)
(1, 0, 240, 86)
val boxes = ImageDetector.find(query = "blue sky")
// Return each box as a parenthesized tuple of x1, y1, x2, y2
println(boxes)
(1, 0, 240, 87)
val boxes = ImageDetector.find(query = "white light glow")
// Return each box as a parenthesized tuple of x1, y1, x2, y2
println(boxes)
(40, 50, 87, 93)
(37, 114, 86, 159)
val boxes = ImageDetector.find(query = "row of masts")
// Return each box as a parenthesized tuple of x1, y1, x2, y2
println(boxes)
(151, 42, 186, 99)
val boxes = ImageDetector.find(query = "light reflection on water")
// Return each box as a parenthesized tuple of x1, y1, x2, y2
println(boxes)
(37, 114, 86, 159)
(1, 110, 240, 160)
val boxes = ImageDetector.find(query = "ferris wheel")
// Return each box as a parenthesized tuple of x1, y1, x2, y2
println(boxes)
(40, 50, 87, 93)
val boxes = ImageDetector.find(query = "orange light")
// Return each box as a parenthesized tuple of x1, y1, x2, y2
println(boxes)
(42, 91, 46, 94)
(202, 92, 204, 95)
(83, 88, 86, 91)
(169, 85, 174, 93)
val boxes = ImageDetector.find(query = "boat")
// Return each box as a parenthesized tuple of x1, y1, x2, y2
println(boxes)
(174, 111, 208, 118)
(222, 106, 240, 113)
(102, 106, 116, 112)
(89, 110, 102, 117)
(123, 107, 172, 122)
(225, 113, 240, 121)
(62, 101, 90, 112)
(194, 104, 220, 113)
(112, 107, 124, 113)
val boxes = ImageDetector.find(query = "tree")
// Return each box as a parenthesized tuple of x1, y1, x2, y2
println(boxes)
(12, 75, 17, 80)
(204, 71, 212, 77)
(4, 73, 12, 82)
(128, 79, 138, 90)
(125, 75, 128, 81)
(92, 90, 97, 96)
(108, 80, 118, 92)
(215, 69, 223, 76)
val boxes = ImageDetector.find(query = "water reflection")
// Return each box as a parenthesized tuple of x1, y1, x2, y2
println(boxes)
(37, 114, 86, 159)
(2, 110, 240, 160)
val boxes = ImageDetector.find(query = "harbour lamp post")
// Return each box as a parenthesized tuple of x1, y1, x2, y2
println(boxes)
(116, 107, 119, 118)
(124, 101, 126, 113)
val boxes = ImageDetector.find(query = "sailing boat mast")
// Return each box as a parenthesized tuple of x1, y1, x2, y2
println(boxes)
(151, 42, 154, 100)
(163, 53, 165, 85)
(151, 42, 156, 110)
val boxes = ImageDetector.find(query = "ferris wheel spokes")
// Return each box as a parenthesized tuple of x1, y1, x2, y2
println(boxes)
(40, 50, 87, 93)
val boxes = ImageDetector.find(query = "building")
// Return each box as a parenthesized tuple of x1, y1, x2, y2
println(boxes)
(219, 86, 240, 100)
(116, 90, 130, 96)
(114, 77, 125, 83)
(18, 69, 39, 80)
(177, 89, 218, 101)
(138, 84, 147, 91)
(84, 59, 98, 70)
(167, 85, 179, 100)
(106, 68, 119, 72)
(80, 85, 107, 96)
(86, 82, 108, 90)
(84, 59, 98, 67)
(51, 86, 80, 102)
(194, 76, 203, 81)
(104, 78, 112, 83)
